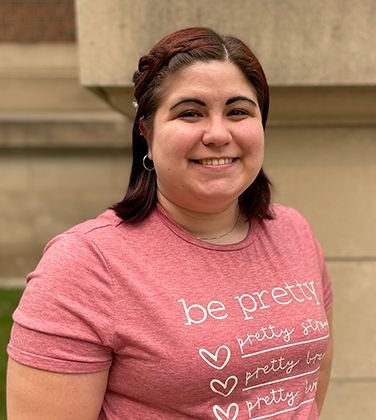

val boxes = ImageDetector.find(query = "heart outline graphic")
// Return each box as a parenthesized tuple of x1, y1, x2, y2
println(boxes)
(213, 403, 239, 420)
(210, 376, 238, 397)
(199, 345, 231, 370)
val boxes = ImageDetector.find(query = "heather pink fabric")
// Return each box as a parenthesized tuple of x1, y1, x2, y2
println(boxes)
(8, 204, 333, 420)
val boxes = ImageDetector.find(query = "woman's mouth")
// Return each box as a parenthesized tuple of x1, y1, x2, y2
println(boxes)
(197, 158, 235, 166)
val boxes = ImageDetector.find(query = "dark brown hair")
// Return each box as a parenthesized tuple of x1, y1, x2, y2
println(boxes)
(112, 27, 273, 223)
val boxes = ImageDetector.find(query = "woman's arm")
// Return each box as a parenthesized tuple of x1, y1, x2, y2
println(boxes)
(7, 357, 109, 420)
(315, 306, 334, 415)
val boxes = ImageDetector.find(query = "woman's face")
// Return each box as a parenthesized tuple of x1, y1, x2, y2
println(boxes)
(145, 60, 265, 214)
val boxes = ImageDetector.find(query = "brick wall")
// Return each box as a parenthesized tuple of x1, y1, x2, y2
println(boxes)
(0, 0, 75, 42)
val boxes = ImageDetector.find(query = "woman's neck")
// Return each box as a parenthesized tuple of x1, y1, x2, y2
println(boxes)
(156, 192, 249, 245)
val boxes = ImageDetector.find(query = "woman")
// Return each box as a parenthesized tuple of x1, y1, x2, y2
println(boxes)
(7, 27, 333, 419)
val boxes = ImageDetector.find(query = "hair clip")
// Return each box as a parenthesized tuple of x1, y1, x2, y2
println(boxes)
(132, 101, 139, 111)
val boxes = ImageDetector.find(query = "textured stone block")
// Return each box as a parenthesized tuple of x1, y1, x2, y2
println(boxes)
(0, 153, 131, 277)
(327, 261, 376, 378)
(321, 381, 375, 419)
(76, 0, 376, 87)
(0, 113, 132, 148)
(264, 124, 376, 258)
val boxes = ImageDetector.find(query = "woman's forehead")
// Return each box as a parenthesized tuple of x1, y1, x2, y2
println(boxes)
(159, 61, 257, 106)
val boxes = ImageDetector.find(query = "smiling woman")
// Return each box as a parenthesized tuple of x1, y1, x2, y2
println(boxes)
(7, 27, 333, 420)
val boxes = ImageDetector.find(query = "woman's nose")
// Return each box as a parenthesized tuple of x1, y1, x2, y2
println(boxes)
(201, 117, 232, 147)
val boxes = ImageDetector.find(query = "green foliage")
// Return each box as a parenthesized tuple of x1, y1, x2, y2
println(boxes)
(0, 289, 24, 420)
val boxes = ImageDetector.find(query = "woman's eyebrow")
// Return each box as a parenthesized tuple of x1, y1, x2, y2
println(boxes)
(226, 96, 257, 107)
(169, 98, 206, 111)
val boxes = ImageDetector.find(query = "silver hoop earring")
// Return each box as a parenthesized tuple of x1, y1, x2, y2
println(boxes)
(143, 155, 155, 172)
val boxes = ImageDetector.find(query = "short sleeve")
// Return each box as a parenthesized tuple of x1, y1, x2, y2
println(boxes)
(7, 232, 114, 373)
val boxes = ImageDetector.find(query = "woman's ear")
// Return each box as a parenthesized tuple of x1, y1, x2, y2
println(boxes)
(139, 117, 147, 138)
(139, 118, 153, 160)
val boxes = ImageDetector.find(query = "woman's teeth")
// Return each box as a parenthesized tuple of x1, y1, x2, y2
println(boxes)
(198, 158, 234, 166)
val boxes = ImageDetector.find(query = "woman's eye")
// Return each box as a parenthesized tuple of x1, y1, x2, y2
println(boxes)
(179, 110, 201, 118)
(229, 109, 249, 117)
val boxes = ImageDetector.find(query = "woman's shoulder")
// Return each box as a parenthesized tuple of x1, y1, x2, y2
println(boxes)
(36, 209, 125, 271)
(262, 203, 315, 243)
(64, 208, 123, 236)
(51, 208, 132, 247)
(42, 208, 161, 264)
(268, 203, 311, 228)
(269, 203, 306, 220)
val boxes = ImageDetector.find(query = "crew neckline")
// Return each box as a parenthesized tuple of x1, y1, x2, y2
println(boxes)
(155, 205, 260, 251)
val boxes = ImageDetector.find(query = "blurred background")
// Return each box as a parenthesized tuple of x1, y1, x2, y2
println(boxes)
(1, 0, 376, 418)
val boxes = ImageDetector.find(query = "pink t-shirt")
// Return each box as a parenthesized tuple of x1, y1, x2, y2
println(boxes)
(8, 204, 333, 420)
